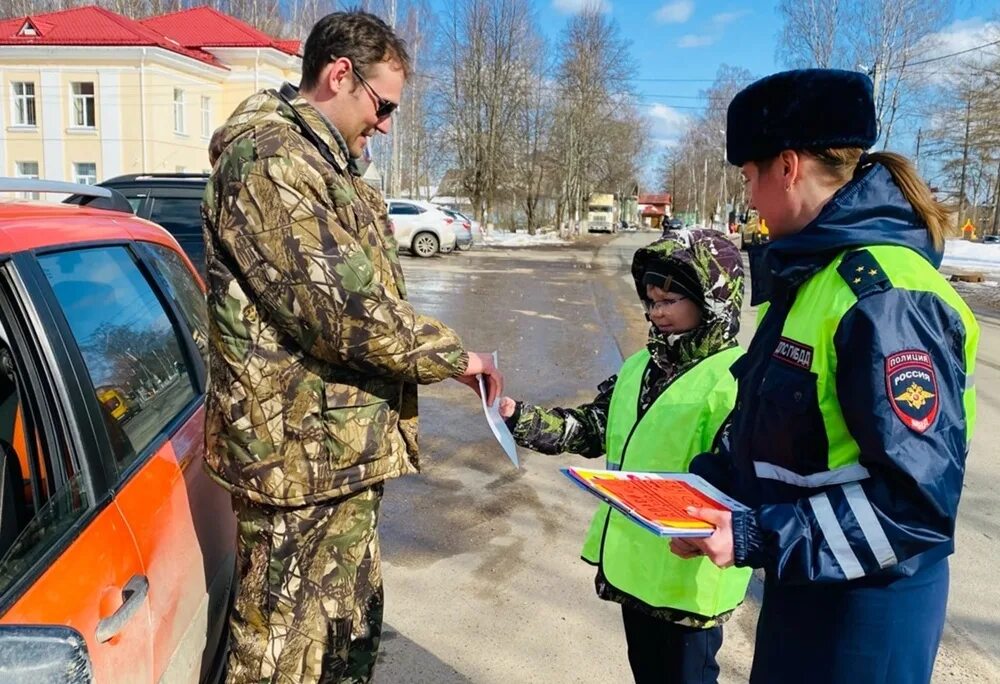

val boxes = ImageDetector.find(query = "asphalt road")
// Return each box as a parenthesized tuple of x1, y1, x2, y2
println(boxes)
(374, 232, 1000, 683)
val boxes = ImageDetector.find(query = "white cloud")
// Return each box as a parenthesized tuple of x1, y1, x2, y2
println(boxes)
(648, 103, 691, 143)
(678, 34, 715, 48)
(552, 0, 611, 14)
(712, 10, 751, 26)
(911, 18, 1000, 85)
(655, 1, 694, 24)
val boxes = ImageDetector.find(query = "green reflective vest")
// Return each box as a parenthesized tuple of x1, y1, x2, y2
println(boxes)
(581, 345, 752, 618)
(752, 245, 978, 489)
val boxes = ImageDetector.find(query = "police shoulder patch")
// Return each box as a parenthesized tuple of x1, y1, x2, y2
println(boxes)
(837, 249, 891, 298)
(885, 350, 939, 433)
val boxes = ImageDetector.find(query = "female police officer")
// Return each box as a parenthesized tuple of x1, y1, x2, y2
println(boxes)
(671, 69, 979, 684)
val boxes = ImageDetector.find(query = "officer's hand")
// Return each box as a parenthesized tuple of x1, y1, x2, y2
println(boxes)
(669, 507, 735, 568)
(456, 351, 504, 406)
(498, 397, 517, 418)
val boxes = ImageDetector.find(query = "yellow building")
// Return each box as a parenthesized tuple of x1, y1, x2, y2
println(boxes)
(0, 5, 300, 184)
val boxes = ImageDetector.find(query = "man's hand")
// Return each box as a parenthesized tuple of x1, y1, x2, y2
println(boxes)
(456, 351, 504, 406)
(668, 507, 735, 568)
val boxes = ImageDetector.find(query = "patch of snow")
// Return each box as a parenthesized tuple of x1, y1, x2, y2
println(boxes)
(482, 230, 569, 247)
(941, 239, 1000, 273)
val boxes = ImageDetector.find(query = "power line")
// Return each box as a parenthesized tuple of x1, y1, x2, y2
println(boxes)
(629, 77, 716, 83)
(889, 37, 1000, 70)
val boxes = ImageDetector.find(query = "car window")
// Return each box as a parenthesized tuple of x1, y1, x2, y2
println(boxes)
(38, 246, 198, 473)
(0, 321, 88, 599)
(148, 196, 206, 275)
(144, 243, 208, 364)
(148, 197, 202, 237)
(389, 203, 422, 215)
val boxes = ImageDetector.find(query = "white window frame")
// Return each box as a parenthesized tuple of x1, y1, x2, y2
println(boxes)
(15, 161, 40, 199)
(73, 162, 97, 186)
(11, 81, 36, 127)
(173, 88, 186, 134)
(200, 96, 211, 139)
(70, 81, 96, 128)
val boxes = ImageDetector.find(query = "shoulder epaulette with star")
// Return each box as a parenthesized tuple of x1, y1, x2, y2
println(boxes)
(836, 249, 892, 298)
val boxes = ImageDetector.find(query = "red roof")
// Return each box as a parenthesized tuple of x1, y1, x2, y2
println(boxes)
(0, 5, 224, 67)
(641, 206, 666, 217)
(639, 193, 672, 205)
(141, 6, 301, 56)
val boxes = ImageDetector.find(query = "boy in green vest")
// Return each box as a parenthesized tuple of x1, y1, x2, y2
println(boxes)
(499, 229, 751, 684)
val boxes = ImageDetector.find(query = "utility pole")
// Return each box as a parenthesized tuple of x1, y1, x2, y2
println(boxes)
(388, 0, 401, 197)
(991, 157, 1000, 236)
(957, 98, 972, 224)
(860, 60, 883, 142)
(702, 157, 709, 227)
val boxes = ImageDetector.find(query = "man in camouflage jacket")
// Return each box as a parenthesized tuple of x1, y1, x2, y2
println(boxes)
(201, 12, 502, 684)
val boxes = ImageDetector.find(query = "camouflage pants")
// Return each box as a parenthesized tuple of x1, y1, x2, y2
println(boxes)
(226, 486, 384, 684)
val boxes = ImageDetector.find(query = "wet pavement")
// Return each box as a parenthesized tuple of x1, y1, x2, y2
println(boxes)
(374, 232, 1000, 683)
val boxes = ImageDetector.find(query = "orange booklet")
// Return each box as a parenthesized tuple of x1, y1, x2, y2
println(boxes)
(562, 467, 747, 538)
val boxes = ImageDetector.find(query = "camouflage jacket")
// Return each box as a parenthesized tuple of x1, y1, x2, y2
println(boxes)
(202, 85, 468, 506)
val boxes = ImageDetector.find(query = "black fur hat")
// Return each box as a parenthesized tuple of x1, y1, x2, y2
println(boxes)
(726, 69, 878, 166)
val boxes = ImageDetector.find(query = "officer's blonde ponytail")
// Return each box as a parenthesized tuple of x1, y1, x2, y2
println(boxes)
(811, 148, 948, 251)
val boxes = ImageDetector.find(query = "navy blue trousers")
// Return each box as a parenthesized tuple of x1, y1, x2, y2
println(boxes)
(621, 606, 723, 684)
(750, 559, 949, 684)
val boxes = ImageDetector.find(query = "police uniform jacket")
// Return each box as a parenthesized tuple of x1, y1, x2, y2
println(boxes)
(692, 163, 979, 584)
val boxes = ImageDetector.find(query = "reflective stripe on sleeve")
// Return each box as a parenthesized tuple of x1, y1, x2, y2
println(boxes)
(842, 482, 898, 569)
(754, 461, 870, 488)
(808, 492, 865, 580)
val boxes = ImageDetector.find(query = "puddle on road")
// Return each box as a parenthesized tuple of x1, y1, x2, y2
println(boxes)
(380, 390, 570, 586)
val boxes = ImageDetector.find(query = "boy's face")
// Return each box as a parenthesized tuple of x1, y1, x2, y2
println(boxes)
(645, 284, 702, 335)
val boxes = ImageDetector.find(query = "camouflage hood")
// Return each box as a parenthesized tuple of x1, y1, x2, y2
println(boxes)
(209, 84, 352, 174)
(631, 229, 744, 370)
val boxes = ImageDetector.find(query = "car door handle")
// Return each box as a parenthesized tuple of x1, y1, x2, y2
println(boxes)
(95, 575, 149, 643)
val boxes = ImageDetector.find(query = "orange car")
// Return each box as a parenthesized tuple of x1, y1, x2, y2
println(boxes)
(0, 180, 235, 682)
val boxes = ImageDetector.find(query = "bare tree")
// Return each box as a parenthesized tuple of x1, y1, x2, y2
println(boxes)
(776, 0, 844, 68)
(657, 65, 753, 226)
(924, 51, 1000, 232)
(549, 7, 641, 233)
(509, 32, 552, 234)
(846, 0, 951, 149)
(439, 0, 538, 225)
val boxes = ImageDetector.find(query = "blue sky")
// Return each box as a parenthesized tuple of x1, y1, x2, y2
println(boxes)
(419, 0, 995, 167)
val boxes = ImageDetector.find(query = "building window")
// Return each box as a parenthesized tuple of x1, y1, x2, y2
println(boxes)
(73, 162, 97, 185)
(11, 82, 36, 126)
(173, 88, 185, 134)
(15, 161, 40, 199)
(70, 82, 96, 128)
(201, 96, 211, 138)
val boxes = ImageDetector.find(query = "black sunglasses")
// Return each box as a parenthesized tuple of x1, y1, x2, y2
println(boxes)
(351, 65, 398, 119)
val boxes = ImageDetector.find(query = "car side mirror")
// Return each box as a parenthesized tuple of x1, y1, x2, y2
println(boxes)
(0, 625, 94, 682)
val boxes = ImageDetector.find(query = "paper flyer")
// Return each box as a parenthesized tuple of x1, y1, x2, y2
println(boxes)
(479, 351, 519, 468)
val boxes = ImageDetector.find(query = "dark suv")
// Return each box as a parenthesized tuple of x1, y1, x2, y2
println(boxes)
(97, 174, 209, 275)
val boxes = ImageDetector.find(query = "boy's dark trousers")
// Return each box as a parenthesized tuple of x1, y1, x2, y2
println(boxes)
(621, 606, 723, 684)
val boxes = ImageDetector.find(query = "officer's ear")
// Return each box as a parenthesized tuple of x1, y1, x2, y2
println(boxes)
(778, 149, 802, 191)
